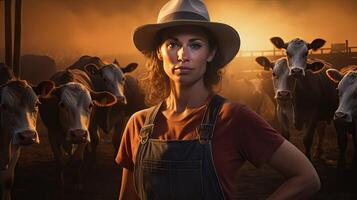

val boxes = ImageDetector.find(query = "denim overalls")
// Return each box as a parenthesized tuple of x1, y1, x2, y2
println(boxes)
(134, 95, 226, 200)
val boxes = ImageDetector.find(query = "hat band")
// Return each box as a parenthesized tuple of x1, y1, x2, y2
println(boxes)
(159, 11, 209, 23)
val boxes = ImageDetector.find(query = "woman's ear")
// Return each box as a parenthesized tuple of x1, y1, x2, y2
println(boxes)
(156, 49, 163, 60)
(207, 48, 217, 62)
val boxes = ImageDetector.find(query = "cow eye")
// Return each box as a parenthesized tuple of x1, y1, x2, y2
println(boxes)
(272, 72, 276, 77)
(88, 103, 93, 110)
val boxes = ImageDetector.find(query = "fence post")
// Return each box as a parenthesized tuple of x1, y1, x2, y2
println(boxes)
(13, 0, 22, 78)
(5, 0, 13, 68)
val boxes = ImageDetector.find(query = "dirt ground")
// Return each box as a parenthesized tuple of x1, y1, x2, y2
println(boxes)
(7, 122, 357, 200)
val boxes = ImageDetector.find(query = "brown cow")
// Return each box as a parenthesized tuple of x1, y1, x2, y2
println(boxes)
(0, 79, 54, 200)
(38, 69, 116, 190)
(69, 56, 146, 155)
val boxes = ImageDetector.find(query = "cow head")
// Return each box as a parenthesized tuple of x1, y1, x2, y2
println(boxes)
(326, 69, 357, 123)
(0, 63, 14, 85)
(270, 37, 325, 78)
(48, 82, 116, 144)
(0, 80, 54, 170)
(256, 56, 295, 102)
(84, 60, 138, 104)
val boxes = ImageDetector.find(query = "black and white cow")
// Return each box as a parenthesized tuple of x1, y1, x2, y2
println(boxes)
(326, 67, 357, 172)
(256, 54, 338, 160)
(0, 79, 54, 200)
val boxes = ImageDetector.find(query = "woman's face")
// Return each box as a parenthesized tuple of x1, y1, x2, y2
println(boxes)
(158, 26, 216, 87)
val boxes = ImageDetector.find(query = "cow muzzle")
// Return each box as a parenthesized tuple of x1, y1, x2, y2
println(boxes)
(334, 111, 352, 123)
(275, 90, 292, 101)
(15, 130, 40, 145)
(116, 95, 127, 105)
(68, 129, 89, 144)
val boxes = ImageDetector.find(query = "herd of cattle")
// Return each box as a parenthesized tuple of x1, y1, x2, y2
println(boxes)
(1, 37, 357, 200)
(0, 56, 146, 200)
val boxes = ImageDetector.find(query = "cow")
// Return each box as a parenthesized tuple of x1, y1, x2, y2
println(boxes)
(255, 55, 339, 161)
(255, 57, 295, 140)
(270, 37, 326, 78)
(0, 78, 54, 200)
(256, 70, 279, 128)
(69, 56, 146, 155)
(0, 63, 14, 85)
(326, 67, 357, 172)
(38, 69, 116, 190)
(220, 76, 270, 115)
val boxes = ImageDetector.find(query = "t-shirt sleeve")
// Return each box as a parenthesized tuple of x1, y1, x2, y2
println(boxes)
(115, 114, 137, 170)
(235, 105, 285, 167)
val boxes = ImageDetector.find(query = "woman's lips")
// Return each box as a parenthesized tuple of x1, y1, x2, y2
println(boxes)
(174, 66, 193, 73)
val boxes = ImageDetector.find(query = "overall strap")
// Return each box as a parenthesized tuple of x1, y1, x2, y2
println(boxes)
(198, 94, 225, 144)
(139, 102, 162, 144)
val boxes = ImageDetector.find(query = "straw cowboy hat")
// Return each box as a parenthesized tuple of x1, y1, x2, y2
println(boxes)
(133, 0, 240, 68)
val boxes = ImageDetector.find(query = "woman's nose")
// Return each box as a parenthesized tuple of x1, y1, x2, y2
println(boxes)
(177, 46, 189, 62)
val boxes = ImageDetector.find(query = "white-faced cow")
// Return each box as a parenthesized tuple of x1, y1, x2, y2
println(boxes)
(0, 79, 54, 200)
(38, 69, 116, 190)
(270, 37, 326, 78)
(69, 56, 146, 155)
(255, 57, 295, 140)
(256, 54, 339, 160)
(326, 67, 357, 172)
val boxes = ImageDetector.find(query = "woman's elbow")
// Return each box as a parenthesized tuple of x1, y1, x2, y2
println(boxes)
(302, 171, 321, 195)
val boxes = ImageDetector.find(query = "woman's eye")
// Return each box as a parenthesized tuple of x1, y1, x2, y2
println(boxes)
(167, 41, 178, 49)
(190, 43, 202, 49)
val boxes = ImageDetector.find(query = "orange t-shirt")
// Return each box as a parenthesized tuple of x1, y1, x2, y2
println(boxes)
(116, 99, 285, 199)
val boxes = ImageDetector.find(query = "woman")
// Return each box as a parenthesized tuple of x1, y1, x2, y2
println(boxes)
(116, 0, 321, 199)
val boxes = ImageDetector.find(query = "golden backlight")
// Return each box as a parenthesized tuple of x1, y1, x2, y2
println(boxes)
(0, 0, 356, 63)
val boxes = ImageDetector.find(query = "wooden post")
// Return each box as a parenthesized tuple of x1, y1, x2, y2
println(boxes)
(345, 40, 349, 54)
(4, 0, 12, 68)
(13, 0, 22, 78)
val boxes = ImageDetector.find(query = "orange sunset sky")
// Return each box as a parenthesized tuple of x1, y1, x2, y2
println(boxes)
(1, 0, 357, 64)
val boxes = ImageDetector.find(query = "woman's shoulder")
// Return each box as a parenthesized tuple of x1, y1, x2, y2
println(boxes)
(220, 98, 251, 117)
(129, 107, 154, 124)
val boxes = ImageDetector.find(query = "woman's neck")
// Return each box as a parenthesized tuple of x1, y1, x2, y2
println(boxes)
(165, 80, 210, 113)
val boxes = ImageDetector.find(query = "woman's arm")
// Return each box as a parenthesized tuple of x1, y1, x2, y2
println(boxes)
(119, 168, 140, 200)
(267, 140, 321, 200)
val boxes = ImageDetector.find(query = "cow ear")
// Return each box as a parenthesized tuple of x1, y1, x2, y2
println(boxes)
(90, 91, 117, 107)
(122, 63, 138, 73)
(33, 80, 55, 97)
(326, 69, 343, 83)
(308, 38, 326, 51)
(306, 62, 324, 73)
(113, 59, 119, 66)
(270, 37, 287, 49)
(84, 64, 100, 76)
(255, 56, 273, 71)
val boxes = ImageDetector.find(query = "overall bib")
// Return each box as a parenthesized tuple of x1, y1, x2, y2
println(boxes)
(134, 95, 226, 200)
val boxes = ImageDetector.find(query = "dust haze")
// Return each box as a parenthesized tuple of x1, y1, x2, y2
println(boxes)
(1, 0, 357, 66)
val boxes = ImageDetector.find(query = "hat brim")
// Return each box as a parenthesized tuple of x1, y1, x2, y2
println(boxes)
(133, 20, 240, 68)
